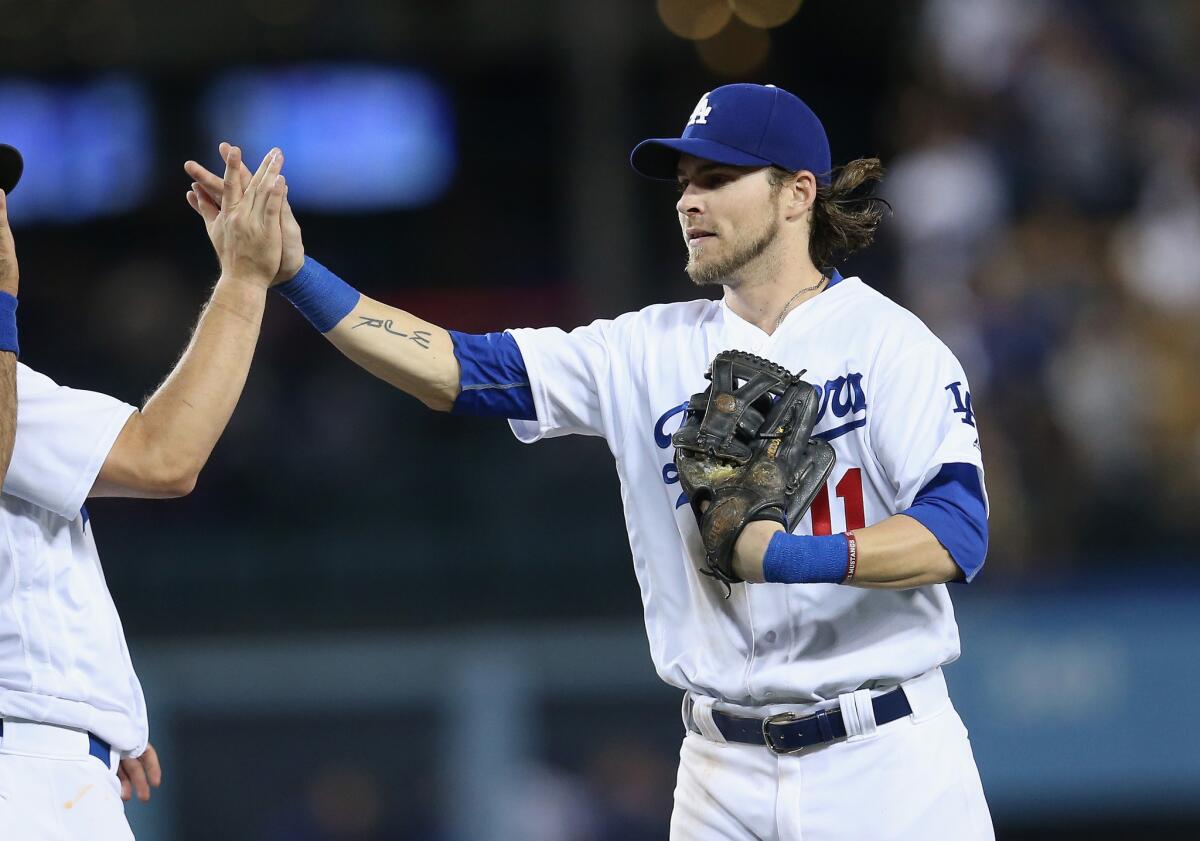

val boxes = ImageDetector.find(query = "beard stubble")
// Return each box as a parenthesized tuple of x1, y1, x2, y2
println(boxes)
(685, 214, 781, 287)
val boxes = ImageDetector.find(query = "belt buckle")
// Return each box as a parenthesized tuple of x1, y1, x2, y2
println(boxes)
(761, 711, 804, 755)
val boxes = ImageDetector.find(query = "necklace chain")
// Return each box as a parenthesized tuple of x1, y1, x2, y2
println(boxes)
(775, 274, 827, 329)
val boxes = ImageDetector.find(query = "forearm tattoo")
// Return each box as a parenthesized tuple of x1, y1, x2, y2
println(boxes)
(352, 315, 432, 349)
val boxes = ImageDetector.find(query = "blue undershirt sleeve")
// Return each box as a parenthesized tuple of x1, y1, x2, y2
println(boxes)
(902, 462, 988, 582)
(448, 331, 537, 420)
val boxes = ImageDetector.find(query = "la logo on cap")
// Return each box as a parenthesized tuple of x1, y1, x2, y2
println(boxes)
(687, 93, 712, 127)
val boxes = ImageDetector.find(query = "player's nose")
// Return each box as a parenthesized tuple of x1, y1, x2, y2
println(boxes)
(676, 187, 703, 217)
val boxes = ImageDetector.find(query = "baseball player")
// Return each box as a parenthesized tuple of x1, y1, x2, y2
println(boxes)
(188, 83, 993, 840)
(0, 145, 289, 840)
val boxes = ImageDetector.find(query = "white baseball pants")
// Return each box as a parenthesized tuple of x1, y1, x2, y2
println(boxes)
(671, 670, 994, 841)
(0, 718, 134, 841)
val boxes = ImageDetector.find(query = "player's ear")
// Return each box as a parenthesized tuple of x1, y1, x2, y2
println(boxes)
(782, 170, 817, 221)
(792, 170, 820, 219)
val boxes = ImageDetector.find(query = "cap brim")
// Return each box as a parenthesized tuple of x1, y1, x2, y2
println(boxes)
(0, 144, 23, 194)
(630, 138, 774, 180)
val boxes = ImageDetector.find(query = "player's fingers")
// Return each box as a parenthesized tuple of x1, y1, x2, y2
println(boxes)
(123, 755, 151, 802)
(193, 183, 219, 211)
(194, 183, 220, 211)
(259, 174, 286, 225)
(221, 146, 243, 211)
(247, 150, 283, 217)
(191, 183, 220, 224)
(141, 744, 163, 787)
(118, 765, 132, 801)
(183, 160, 225, 206)
(219, 142, 254, 192)
(241, 150, 270, 215)
(186, 190, 199, 213)
(246, 148, 279, 193)
(218, 142, 240, 179)
(238, 157, 253, 192)
(0, 187, 9, 231)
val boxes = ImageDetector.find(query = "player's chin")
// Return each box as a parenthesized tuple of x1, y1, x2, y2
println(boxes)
(686, 262, 720, 289)
(685, 253, 724, 286)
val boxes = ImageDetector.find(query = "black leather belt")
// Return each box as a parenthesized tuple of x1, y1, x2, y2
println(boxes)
(686, 687, 912, 754)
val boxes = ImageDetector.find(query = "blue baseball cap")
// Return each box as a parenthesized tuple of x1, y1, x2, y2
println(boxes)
(630, 83, 832, 185)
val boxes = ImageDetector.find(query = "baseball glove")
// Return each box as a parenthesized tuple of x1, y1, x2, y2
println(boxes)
(672, 350, 836, 592)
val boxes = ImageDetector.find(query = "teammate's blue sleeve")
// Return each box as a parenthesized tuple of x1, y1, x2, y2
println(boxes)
(902, 462, 988, 582)
(448, 331, 536, 420)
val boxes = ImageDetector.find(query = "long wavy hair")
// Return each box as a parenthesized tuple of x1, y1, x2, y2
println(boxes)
(769, 158, 890, 268)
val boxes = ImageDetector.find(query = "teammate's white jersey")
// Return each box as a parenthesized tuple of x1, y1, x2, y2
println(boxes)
(510, 276, 986, 711)
(0, 363, 147, 755)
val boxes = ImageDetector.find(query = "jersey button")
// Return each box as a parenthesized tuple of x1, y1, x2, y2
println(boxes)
(764, 631, 777, 643)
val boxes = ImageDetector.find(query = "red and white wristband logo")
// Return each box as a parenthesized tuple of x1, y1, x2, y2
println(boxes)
(844, 531, 858, 583)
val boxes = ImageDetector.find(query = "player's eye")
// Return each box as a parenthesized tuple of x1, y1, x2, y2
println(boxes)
(675, 180, 689, 194)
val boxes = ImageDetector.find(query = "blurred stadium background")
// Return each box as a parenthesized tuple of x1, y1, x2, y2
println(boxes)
(3, 0, 1200, 838)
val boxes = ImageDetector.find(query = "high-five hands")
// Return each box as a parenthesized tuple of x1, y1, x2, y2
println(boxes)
(185, 143, 304, 286)
(186, 146, 287, 287)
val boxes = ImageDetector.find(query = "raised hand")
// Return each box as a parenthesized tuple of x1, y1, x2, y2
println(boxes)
(186, 142, 304, 285)
(189, 147, 287, 287)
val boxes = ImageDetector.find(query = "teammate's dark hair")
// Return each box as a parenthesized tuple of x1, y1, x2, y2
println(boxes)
(769, 158, 890, 268)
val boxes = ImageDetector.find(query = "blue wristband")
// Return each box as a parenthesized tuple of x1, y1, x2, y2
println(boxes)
(275, 256, 361, 333)
(0, 291, 17, 356)
(762, 531, 850, 584)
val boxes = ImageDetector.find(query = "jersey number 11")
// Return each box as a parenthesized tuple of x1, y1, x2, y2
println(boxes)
(810, 468, 865, 535)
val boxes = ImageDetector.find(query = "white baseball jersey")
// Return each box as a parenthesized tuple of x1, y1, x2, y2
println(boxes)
(0, 363, 147, 755)
(509, 276, 986, 710)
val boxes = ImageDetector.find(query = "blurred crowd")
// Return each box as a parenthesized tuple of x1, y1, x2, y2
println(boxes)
(882, 0, 1200, 575)
(246, 747, 673, 841)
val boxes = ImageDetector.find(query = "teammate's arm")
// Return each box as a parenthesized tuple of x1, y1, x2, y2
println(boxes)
(0, 187, 18, 489)
(184, 148, 462, 412)
(91, 148, 287, 498)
